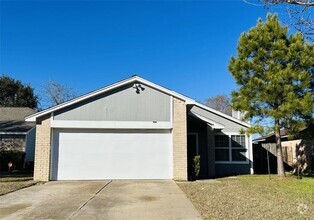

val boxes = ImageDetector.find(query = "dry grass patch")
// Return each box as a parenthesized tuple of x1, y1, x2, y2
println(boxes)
(177, 175, 314, 220)
(0, 172, 38, 196)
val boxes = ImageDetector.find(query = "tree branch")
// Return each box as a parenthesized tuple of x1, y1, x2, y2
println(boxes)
(266, 0, 314, 6)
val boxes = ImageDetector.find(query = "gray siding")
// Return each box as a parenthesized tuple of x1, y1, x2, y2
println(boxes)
(190, 106, 248, 132)
(215, 164, 251, 177)
(54, 83, 171, 122)
(25, 128, 36, 162)
(207, 126, 216, 178)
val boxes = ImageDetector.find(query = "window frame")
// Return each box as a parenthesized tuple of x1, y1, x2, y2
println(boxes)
(188, 133, 199, 155)
(214, 132, 249, 164)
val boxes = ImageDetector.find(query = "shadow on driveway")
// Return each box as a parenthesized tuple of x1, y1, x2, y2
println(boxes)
(0, 180, 202, 220)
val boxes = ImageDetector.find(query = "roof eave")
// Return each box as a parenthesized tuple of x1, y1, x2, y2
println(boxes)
(191, 102, 251, 128)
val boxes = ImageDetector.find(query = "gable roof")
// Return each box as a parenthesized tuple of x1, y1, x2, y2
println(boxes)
(0, 107, 36, 121)
(189, 111, 225, 130)
(253, 126, 313, 142)
(0, 121, 35, 134)
(25, 75, 250, 127)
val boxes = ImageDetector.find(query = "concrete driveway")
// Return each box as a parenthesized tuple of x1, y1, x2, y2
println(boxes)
(0, 180, 202, 220)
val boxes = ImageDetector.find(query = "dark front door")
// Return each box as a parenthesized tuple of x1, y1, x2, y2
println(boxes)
(187, 133, 198, 180)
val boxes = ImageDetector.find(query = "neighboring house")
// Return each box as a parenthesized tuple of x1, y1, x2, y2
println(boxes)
(253, 128, 314, 174)
(26, 76, 253, 181)
(0, 107, 37, 169)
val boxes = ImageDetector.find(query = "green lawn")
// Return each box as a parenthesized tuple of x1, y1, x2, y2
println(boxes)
(177, 175, 314, 220)
(0, 172, 38, 196)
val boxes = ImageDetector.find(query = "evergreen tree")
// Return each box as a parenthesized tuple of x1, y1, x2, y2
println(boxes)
(228, 14, 314, 177)
(0, 75, 38, 109)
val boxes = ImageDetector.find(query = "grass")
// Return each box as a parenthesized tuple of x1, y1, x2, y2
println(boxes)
(0, 172, 38, 196)
(177, 175, 314, 220)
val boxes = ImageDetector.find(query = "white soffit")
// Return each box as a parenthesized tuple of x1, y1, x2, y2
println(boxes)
(189, 111, 225, 130)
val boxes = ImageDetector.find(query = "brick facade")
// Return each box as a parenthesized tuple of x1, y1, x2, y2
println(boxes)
(33, 115, 51, 181)
(172, 97, 187, 180)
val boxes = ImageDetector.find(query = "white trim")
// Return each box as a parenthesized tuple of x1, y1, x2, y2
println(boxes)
(214, 132, 250, 164)
(249, 135, 254, 174)
(51, 120, 172, 129)
(193, 102, 251, 128)
(189, 111, 225, 130)
(50, 112, 54, 180)
(25, 76, 194, 122)
(0, 132, 27, 135)
(170, 96, 173, 124)
(170, 128, 174, 179)
(188, 133, 199, 155)
(254, 138, 266, 142)
(50, 127, 54, 180)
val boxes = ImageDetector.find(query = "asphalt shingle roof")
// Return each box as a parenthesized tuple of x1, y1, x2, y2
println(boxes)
(0, 107, 37, 121)
(0, 107, 36, 133)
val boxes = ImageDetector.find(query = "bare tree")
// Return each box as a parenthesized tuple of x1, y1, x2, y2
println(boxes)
(204, 94, 232, 116)
(42, 81, 76, 107)
(243, 0, 314, 41)
(264, 0, 314, 6)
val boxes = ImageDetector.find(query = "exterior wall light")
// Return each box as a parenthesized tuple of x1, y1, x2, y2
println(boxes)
(133, 83, 145, 94)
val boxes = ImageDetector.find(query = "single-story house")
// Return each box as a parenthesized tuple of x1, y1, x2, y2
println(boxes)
(0, 107, 37, 170)
(26, 76, 253, 181)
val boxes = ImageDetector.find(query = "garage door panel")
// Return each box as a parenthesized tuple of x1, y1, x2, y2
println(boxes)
(52, 129, 172, 180)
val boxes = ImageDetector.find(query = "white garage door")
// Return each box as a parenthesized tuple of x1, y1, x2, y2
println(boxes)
(51, 129, 173, 180)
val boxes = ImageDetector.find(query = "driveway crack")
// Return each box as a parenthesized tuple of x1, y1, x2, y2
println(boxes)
(68, 180, 112, 220)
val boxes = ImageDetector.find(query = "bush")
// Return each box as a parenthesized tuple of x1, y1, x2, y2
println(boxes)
(0, 150, 25, 172)
(192, 155, 201, 180)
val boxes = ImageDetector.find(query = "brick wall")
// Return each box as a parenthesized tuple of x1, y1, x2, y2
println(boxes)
(33, 115, 51, 181)
(172, 97, 187, 180)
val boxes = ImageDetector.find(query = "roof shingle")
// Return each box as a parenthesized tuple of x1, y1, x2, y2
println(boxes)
(0, 107, 36, 133)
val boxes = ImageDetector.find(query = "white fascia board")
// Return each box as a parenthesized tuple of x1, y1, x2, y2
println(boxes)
(253, 139, 266, 142)
(25, 76, 195, 122)
(189, 112, 225, 130)
(136, 77, 195, 104)
(0, 132, 27, 135)
(249, 135, 254, 174)
(192, 102, 251, 128)
(51, 120, 172, 129)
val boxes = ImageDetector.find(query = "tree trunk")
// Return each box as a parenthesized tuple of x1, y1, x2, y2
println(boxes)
(275, 122, 286, 177)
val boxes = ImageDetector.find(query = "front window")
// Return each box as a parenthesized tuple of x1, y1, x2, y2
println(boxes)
(215, 135, 230, 161)
(215, 134, 248, 162)
(231, 135, 247, 161)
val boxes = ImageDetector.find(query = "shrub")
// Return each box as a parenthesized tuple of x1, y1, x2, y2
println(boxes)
(0, 150, 25, 172)
(192, 155, 201, 180)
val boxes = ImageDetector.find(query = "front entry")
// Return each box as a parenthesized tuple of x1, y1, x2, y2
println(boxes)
(187, 133, 199, 180)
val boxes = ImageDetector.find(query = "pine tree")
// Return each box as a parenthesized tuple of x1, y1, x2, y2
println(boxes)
(228, 14, 314, 177)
